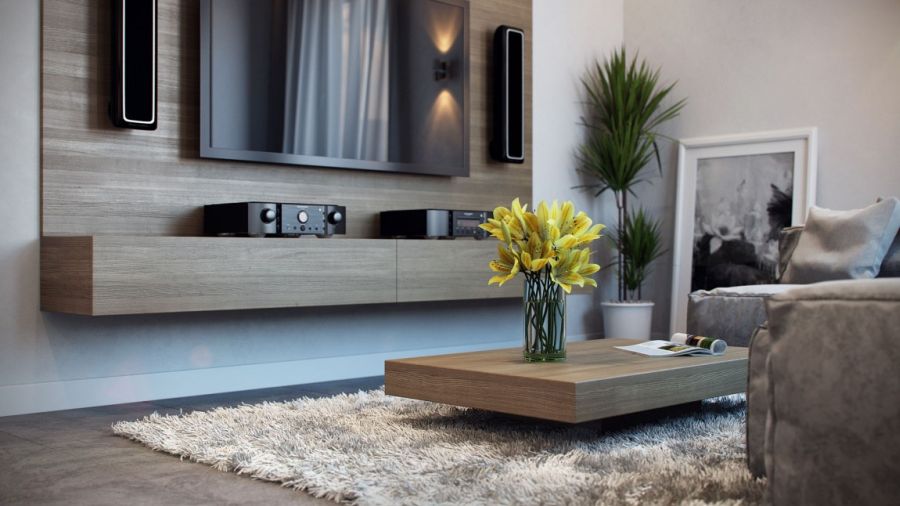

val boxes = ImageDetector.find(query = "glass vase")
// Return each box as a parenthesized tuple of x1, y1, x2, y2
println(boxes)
(523, 271, 566, 362)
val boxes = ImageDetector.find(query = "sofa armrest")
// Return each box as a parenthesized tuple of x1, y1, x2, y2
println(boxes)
(763, 279, 900, 505)
(687, 284, 800, 346)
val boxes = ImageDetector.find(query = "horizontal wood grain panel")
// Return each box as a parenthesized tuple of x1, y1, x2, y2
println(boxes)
(40, 236, 526, 315)
(41, 236, 397, 315)
(385, 361, 576, 422)
(573, 360, 747, 421)
(40, 236, 94, 315)
(385, 339, 749, 423)
(397, 239, 521, 302)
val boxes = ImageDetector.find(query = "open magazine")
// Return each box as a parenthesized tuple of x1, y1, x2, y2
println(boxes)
(615, 333, 727, 357)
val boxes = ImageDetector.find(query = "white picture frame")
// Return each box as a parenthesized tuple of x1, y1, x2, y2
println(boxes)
(669, 127, 818, 335)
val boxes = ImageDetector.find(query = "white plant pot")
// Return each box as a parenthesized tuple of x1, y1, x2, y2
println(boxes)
(601, 301, 655, 340)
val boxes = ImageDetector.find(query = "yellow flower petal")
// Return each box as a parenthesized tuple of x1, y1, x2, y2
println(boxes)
(536, 201, 549, 233)
(570, 212, 591, 236)
(554, 234, 578, 250)
(580, 263, 601, 276)
(523, 212, 540, 235)
(492, 206, 511, 221)
(531, 258, 550, 271)
(489, 256, 520, 286)
(488, 274, 508, 285)
(510, 198, 529, 237)
(520, 251, 533, 271)
(489, 260, 511, 273)
(501, 220, 512, 244)
(579, 248, 591, 263)
(497, 244, 518, 265)
(548, 224, 560, 243)
(559, 201, 575, 231)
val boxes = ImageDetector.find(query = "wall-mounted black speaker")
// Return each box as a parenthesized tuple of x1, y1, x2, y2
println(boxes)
(490, 25, 525, 164)
(110, 0, 157, 130)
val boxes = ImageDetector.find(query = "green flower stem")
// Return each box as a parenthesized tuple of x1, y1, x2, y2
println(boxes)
(524, 268, 566, 362)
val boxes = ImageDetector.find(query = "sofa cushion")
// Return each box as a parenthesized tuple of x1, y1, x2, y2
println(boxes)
(687, 284, 800, 347)
(781, 197, 900, 283)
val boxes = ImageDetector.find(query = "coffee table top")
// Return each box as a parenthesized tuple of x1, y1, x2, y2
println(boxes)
(385, 338, 748, 423)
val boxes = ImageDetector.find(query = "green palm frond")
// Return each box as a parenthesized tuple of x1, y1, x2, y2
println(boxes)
(619, 207, 666, 299)
(580, 47, 685, 192)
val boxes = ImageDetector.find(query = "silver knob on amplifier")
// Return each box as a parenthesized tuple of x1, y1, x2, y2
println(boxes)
(297, 210, 309, 223)
(328, 211, 344, 224)
(260, 208, 276, 224)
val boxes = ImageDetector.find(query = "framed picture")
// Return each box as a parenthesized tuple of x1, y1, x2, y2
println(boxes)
(669, 128, 818, 334)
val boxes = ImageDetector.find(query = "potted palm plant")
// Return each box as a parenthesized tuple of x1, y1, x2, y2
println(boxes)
(578, 48, 685, 339)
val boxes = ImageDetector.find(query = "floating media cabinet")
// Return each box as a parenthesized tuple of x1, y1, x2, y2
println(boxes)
(40, 236, 521, 316)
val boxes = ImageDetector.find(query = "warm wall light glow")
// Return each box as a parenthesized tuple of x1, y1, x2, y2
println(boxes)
(433, 89, 460, 121)
(425, 89, 462, 148)
(428, 6, 462, 54)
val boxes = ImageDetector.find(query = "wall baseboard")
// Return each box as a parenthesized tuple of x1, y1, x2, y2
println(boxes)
(0, 334, 595, 417)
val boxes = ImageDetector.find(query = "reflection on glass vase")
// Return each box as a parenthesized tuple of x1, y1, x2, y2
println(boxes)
(523, 271, 566, 362)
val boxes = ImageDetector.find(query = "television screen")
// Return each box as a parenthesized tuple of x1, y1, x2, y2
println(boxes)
(200, 0, 469, 177)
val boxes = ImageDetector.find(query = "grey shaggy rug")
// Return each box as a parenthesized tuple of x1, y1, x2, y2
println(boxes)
(112, 390, 765, 505)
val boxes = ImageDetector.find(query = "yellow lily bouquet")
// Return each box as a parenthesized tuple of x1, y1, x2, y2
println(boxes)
(480, 198, 604, 362)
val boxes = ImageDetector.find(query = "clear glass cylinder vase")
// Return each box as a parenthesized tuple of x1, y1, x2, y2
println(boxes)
(523, 271, 566, 362)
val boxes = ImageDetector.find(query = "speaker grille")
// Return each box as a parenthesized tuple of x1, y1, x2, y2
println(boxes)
(111, 0, 157, 129)
(491, 26, 525, 163)
(505, 29, 524, 161)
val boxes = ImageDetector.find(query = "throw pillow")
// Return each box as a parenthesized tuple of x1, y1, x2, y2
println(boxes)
(876, 196, 900, 278)
(781, 197, 900, 283)
(880, 232, 900, 278)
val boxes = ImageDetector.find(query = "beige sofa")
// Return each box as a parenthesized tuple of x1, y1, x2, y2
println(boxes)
(688, 226, 900, 346)
(746, 278, 900, 505)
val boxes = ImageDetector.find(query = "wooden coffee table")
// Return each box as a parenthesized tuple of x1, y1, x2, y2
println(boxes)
(385, 338, 748, 423)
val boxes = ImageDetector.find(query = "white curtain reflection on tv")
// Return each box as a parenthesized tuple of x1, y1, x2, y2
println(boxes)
(282, 0, 391, 161)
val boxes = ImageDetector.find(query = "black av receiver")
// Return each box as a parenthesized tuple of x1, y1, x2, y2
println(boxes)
(380, 209, 490, 239)
(204, 202, 345, 237)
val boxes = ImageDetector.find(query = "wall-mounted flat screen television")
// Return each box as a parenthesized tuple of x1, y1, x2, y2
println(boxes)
(200, 0, 469, 177)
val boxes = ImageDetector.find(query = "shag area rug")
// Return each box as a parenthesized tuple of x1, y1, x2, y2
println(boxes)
(112, 390, 765, 505)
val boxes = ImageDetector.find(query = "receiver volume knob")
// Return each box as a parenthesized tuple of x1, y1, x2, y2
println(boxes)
(328, 211, 344, 225)
(260, 208, 276, 224)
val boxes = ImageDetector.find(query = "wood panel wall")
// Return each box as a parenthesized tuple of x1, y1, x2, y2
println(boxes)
(41, 0, 533, 238)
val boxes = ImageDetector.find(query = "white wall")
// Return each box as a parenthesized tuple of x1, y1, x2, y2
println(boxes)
(0, 0, 623, 416)
(533, 0, 625, 330)
(624, 0, 900, 335)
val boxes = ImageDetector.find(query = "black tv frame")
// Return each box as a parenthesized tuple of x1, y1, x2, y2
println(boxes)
(199, 0, 470, 177)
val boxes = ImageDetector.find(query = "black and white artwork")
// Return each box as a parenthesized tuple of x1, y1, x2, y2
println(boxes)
(690, 153, 794, 291)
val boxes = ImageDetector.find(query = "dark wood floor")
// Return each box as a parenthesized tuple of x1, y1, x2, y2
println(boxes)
(0, 376, 385, 505)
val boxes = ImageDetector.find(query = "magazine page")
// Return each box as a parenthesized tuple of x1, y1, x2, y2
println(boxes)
(615, 340, 710, 357)
(670, 333, 728, 355)
(615, 334, 727, 357)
